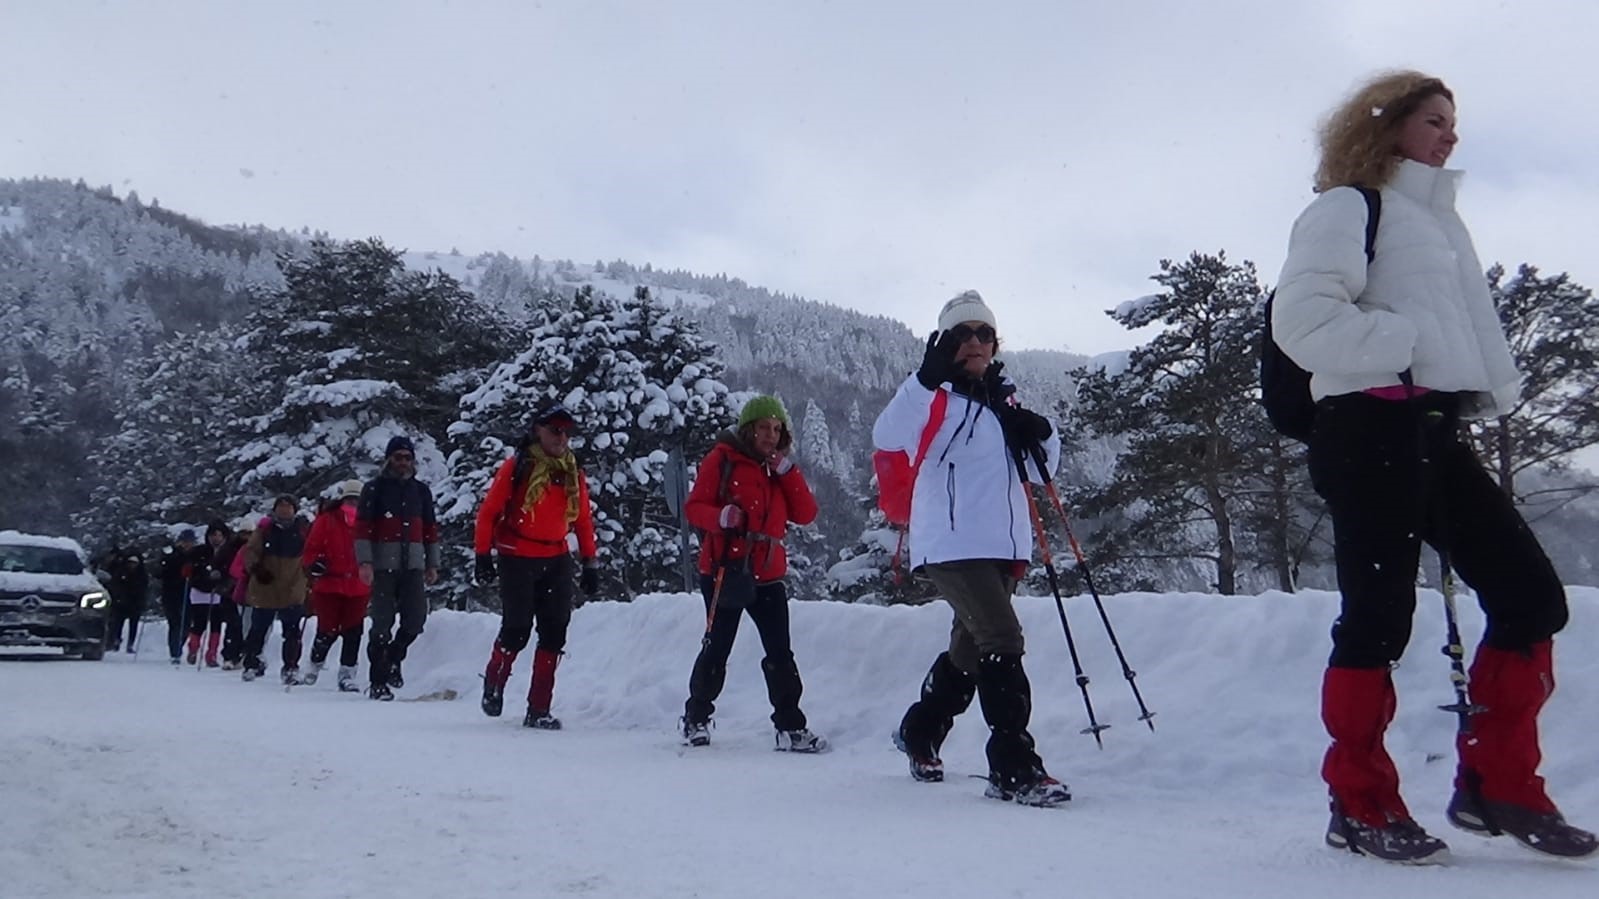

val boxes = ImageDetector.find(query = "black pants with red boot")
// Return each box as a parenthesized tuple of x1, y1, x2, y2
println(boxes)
(1309, 393, 1569, 829)
(483, 556, 574, 723)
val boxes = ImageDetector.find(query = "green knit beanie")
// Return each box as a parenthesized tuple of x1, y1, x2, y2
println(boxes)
(738, 394, 789, 428)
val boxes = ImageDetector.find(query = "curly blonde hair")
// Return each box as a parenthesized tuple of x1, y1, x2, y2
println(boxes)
(1313, 70, 1454, 192)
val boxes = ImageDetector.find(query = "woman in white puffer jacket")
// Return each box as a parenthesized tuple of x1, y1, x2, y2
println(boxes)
(1274, 70, 1590, 863)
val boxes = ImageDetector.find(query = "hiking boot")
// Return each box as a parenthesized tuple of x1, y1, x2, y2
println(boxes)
(1447, 790, 1598, 859)
(891, 730, 943, 782)
(241, 666, 260, 682)
(1325, 812, 1449, 864)
(221, 659, 242, 671)
(368, 682, 394, 702)
(336, 665, 360, 693)
(775, 728, 828, 753)
(301, 660, 325, 686)
(523, 710, 562, 730)
(281, 666, 301, 686)
(682, 718, 711, 747)
(984, 773, 1071, 808)
(481, 677, 504, 718)
(388, 661, 404, 690)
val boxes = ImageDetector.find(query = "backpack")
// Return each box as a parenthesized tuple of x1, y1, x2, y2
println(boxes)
(872, 389, 949, 528)
(1260, 185, 1381, 441)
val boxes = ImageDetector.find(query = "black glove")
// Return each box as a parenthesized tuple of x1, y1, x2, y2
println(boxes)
(1002, 406, 1053, 444)
(915, 330, 963, 390)
(579, 563, 600, 597)
(252, 563, 275, 586)
(474, 553, 497, 585)
(981, 361, 1017, 405)
(307, 558, 329, 578)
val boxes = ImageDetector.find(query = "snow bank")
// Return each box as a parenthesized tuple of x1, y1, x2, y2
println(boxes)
(308, 585, 1599, 806)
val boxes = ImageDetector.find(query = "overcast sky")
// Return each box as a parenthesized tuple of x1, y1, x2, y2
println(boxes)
(5, 0, 1596, 355)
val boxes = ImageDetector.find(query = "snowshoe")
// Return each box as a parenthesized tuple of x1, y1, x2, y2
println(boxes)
(523, 710, 562, 730)
(302, 661, 324, 686)
(336, 666, 360, 693)
(1447, 790, 1597, 859)
(775, 728, 828, 753)
(185, 650, 198, 666)
(221, 659, 242, 671)
(892, 729, 944, 782)
(984, 773, 1072, 809)
(1326, 811, 1449, 864)
(682, 718, 711, 747)
(281, 667, 301, 686)
(481, 677, 504, 718)
(368, 682, 394, 702)
(170, 655, 182, 667)
(242, 666, 260, 682)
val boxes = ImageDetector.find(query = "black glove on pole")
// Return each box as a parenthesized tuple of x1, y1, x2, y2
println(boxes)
(474, 553, 497, 585)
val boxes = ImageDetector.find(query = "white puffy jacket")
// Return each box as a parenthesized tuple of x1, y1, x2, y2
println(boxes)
(1272, 158, 1520, 418)
(872, 373, 1061, 568)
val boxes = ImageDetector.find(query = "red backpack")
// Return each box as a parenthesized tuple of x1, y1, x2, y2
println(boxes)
(872, 390, 949, 578)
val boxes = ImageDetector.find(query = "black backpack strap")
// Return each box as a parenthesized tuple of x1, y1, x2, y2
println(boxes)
(1353, 185, 1381, 265)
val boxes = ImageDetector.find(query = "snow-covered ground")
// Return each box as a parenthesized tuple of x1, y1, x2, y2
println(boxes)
(5, 587, 1597, 898)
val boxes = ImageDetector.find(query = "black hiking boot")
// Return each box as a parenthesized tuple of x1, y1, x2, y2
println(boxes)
(481, 677, 504, 718)
(1447, 789, 1598, 859)
(388, 660, 404, 690)
(523, 710, 562, 730)
(891, 729, 944, 783)
(368, 682, 394, 702)
(681, 718, 711, 747)
(1325, 811, 1449, 864)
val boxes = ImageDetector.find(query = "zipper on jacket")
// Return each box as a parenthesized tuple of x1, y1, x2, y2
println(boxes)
(946, 462, 957, 530)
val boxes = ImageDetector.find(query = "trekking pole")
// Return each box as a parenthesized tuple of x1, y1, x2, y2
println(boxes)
(701, 534, 737, 649)
(1397, 375, 1485, 729)
(1011, 439, 1108, 747)
(1027, 443, 1155, 731)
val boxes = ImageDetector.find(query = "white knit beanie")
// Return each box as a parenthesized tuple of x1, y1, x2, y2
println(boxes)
(937, 290, 997, 332)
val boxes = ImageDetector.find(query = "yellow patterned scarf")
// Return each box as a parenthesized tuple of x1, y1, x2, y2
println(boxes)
(519, 445, 581, 524)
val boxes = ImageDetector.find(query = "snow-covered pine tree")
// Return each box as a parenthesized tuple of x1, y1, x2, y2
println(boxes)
(446, 286, 737, 603)
(75, 326, 249, 543)
(224, 238, 516, 516)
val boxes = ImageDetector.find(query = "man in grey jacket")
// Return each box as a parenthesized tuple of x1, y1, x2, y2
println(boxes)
(354, 435, 440, 701)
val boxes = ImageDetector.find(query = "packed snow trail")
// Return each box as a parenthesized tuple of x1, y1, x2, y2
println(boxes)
(4, 590, 1596, 898)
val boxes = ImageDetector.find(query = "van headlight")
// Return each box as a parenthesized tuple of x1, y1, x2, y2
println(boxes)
(79, 591, 108, 609)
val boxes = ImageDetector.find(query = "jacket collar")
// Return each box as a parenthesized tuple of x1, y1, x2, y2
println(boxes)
(1388, 157, 1463, 211)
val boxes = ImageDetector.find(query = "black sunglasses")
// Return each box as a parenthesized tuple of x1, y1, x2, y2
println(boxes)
(948, 324, 996, 344)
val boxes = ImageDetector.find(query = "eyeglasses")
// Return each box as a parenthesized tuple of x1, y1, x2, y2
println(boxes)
(948, 324, 996, 345)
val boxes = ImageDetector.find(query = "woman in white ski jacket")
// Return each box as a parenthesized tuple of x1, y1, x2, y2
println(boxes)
(1274, 70, 1590, 862)
(872, 290, 1069, 809)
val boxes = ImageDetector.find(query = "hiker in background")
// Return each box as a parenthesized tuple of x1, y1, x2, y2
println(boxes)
(1273, 70, 1592, 861)
(355, 435, 440, 701)
(99, 544, 148, 653)
(239, 495, 310, 684)
(474, 402, 602, 729)
(678, 394, 825, 753)
(214, 521, 253, 670)
(303, 481, 370, 692)
(157, 529, 197, 664)
(183, 521, 232, 667)
(873, 290, 1068, 808)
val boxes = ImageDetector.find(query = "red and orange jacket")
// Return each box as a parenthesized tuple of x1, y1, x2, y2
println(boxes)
(474, 455, 598, 560)
(685, 436, 818, 583)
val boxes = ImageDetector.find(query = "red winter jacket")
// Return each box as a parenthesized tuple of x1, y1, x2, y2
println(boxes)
(685, 435, 818, 583)
(302, 506, 370, 599)
(473, 454, 598, 560)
